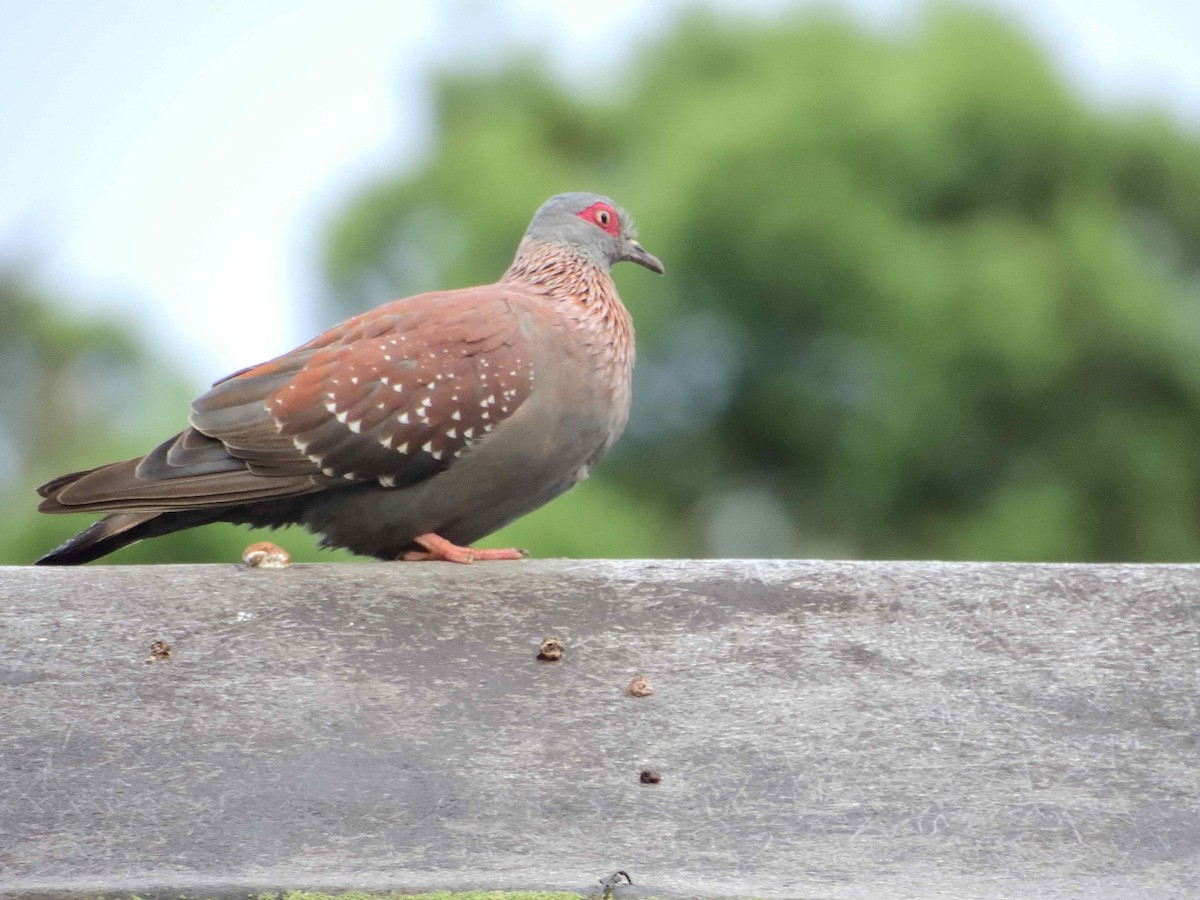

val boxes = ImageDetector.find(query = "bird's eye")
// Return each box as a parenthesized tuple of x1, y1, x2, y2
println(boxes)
(577, 202, 620, 234)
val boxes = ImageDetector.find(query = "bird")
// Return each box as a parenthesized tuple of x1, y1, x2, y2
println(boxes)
(36, 192, 663, 565)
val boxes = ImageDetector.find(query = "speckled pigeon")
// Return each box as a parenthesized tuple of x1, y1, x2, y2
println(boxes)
(36, 193, 663, 564)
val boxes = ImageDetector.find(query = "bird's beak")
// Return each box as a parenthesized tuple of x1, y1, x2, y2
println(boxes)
(621, 239, 665, 275)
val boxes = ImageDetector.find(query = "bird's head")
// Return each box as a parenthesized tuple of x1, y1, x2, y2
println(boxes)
(525, 192, 665, 276)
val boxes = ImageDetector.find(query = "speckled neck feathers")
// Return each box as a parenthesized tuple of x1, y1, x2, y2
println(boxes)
(504, 238, 610, 295)
(503, 236, 635, 436)
(504, 237, 634, 353)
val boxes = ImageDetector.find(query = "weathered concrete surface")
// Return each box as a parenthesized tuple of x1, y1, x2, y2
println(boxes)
(0, 560, 1197, 899)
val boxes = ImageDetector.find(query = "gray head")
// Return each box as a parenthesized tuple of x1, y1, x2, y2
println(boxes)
(524, 192, 665, 275)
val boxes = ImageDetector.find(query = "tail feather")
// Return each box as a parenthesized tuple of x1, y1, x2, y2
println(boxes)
(36, 512, 164, 565)
(36, 466, 104, 500)
(37, 450, 321, 514)
(36, 508, 236, 565)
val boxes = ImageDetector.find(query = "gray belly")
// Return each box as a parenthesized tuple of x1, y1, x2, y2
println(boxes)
(293, 390, 619, 559)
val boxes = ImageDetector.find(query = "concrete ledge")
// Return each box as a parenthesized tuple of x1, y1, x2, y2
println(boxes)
(1, 560, 1197, 899)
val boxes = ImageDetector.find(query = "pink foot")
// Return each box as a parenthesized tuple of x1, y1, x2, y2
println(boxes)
(401, 532, 528, 564)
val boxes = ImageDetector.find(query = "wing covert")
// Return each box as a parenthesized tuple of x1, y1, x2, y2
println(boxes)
(190, 289, 537, 491)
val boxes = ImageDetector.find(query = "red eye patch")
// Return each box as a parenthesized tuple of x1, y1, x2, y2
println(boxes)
(577, 201, 621, 237)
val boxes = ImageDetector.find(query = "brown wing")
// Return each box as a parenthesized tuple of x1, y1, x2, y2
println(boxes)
(39, 287, 536, 513)
(215, 286, 536, 484)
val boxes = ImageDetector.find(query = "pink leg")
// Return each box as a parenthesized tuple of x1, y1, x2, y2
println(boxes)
(401, 532, 527, 564)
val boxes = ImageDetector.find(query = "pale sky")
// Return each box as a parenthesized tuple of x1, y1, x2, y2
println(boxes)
(2, 0, 1198, 383)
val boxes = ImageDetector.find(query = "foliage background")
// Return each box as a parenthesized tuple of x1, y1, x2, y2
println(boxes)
(6, 6, 1200, 564)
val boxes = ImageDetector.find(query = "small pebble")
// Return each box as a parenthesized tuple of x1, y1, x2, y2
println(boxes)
(145, 640, 173, 664)
(626, 675, 654, 697)
(242, 541, 291, 568)
(537, 636, 565, 662)
(639, 769, 662, 785)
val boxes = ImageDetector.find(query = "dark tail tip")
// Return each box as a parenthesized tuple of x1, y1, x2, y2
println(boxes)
(36, 514, 158, 565)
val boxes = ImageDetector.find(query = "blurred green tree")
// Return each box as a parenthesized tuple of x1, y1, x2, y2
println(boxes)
(323, 7, 1200, 561)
